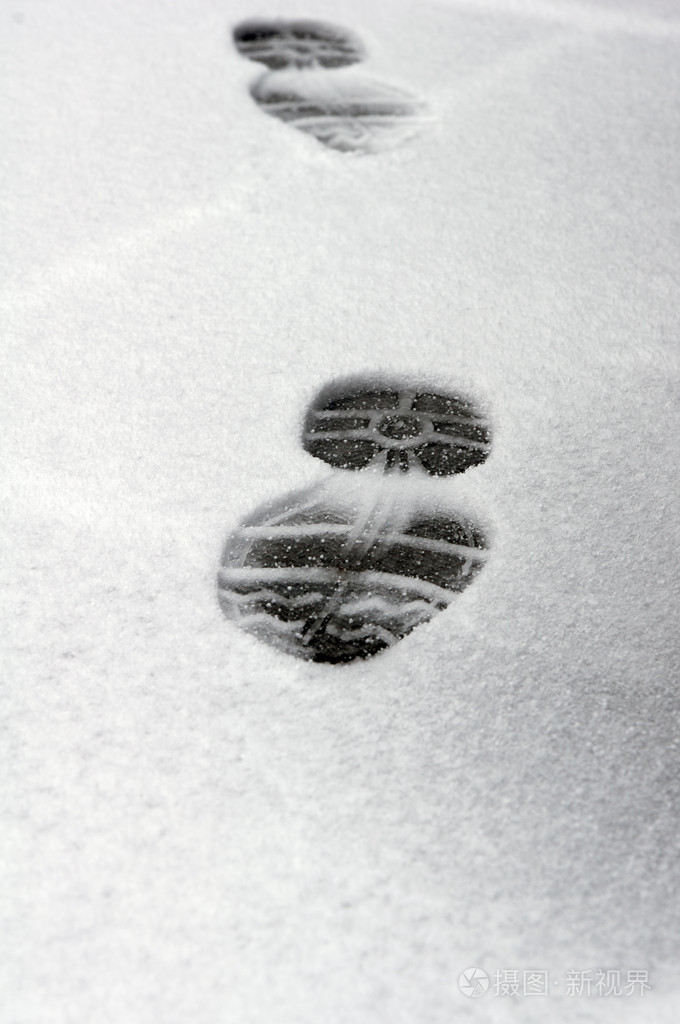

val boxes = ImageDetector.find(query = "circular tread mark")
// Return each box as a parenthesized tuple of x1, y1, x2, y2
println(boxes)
(233, 19, 365, 70)
(303, 379, 492, 475)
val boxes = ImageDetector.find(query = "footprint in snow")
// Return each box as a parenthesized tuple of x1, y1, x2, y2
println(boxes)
(232, 18, 432, 154)
(218, 379, 492, 664)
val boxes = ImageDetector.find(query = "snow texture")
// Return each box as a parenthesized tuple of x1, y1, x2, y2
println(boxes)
(2, 0, 680, 1021)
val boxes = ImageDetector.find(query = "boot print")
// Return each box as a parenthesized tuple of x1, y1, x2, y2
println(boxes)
(218, 379, 492, 663)
(233, 19, 432, 154)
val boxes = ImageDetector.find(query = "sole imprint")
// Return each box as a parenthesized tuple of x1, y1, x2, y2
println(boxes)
(218, 488, 488, 664)
(232, 18, 432, 154)
(218, 376, 492, 664)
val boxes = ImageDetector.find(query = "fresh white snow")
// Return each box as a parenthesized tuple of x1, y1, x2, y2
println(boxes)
(2, 0, 680, 1021)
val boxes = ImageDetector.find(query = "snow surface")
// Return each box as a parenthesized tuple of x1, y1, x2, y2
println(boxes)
(2, 0, 680, 1021)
